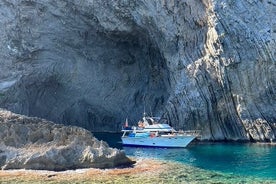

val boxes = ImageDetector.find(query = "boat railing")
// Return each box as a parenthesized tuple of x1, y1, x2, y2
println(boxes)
(178, 130, 201, 136)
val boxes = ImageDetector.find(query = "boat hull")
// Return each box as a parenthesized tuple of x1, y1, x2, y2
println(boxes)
(121, 135, 195, 148)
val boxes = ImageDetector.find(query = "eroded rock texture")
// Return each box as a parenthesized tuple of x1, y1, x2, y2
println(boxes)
(0, 0, 275, 141)
(0, 109, 134, 170)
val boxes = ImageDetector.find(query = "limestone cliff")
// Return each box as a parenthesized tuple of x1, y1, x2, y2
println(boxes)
(0, 0, 275, 141)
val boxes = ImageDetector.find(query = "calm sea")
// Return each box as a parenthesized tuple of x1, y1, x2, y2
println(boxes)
(94, 133, 276, 181)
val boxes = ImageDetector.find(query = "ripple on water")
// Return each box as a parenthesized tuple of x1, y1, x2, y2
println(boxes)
(159, 162, 276, 184)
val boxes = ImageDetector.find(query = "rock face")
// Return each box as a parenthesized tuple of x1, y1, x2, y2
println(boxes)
(0, 0, 275, 141)
(0, 109, 134, 170)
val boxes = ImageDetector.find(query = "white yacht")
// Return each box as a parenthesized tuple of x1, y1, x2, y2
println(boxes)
(121, 113, 199, 148)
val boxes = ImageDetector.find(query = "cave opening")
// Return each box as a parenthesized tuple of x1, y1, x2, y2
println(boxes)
(60, 28, 172, 132)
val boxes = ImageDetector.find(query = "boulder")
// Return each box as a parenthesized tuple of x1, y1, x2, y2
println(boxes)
(0, 109, 134, 171)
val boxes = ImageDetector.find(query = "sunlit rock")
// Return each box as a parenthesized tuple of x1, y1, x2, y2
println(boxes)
(0, 109, 134, 171)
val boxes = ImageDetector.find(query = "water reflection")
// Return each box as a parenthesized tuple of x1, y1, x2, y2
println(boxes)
(122, 146, 196, 164)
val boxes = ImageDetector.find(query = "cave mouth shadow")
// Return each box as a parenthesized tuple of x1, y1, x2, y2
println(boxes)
(60, 29, 171, 132)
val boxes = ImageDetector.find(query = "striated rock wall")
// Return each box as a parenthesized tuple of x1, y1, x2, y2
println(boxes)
(0, 109, 134, 170)
(0, 0, 275, 141)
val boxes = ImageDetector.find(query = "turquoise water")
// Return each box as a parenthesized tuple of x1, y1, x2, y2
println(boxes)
(94, 133, 276, 180)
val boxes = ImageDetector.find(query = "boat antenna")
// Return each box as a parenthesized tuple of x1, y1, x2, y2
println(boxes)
(143, 105, 146, 118)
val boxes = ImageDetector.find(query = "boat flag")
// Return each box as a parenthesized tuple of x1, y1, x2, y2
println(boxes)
(125, 118, 128, 127)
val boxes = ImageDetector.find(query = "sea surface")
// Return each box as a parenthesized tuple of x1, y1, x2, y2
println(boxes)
(94, 133, 276, 182)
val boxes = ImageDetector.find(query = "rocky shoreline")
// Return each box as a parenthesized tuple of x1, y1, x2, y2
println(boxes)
(1, 158, 274, 184)
(0, 158, 168, 184)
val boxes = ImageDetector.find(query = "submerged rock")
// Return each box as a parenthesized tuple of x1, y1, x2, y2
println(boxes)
(0, 0, 275, 141)
(0, 109, 134, 171)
